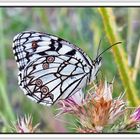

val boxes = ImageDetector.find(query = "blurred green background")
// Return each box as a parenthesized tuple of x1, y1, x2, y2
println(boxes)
(0, 7, 140, 133)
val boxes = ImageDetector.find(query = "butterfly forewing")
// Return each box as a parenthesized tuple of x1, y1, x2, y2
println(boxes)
(12, 31, 94, 106)
(13, 31, 93, 71)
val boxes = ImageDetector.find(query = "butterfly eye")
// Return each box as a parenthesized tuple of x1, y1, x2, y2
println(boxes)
(35, 79, 43, 87)
(99, 57, 102, 62)
(46, 56, 55, 63)
(32, 41, 38, 49)
(97, 57, 102, 64)
(41, 86, 49, 94)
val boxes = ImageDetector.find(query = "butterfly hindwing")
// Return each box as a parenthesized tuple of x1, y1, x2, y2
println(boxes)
(20, 55, 89, 106)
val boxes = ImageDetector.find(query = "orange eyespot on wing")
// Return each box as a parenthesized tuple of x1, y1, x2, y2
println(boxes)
(32, 41, 38, 49)
(41, 86, 49, 94)
(47, 56, 55, 63)
(35, 79, 43, 87)
(42, 63, 49, 70)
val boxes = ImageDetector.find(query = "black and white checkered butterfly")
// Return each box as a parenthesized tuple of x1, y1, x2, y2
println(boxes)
(12, 31, 102, 106)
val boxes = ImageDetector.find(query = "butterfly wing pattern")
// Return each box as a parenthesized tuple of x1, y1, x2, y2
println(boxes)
(12, 31, 100, 106)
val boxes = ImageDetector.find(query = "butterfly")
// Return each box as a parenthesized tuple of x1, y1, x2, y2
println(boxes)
(12, 31, 120, 106)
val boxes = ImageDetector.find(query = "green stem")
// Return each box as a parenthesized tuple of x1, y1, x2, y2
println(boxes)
(0, 8, 15, 123)
(127, 8, 133, 67)
(98, 8, 139, 106)
(0, 9, 6, 85)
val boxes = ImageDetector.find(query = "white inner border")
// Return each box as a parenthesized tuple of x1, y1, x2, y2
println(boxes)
(0, 1, 140, 140)
(1, 134, 140, 139)
(0, 1, 139, 6)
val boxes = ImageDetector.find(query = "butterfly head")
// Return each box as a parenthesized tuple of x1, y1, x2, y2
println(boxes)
(90, 56, 102, 82)
(94, 56, 102, 66)
(89, 41, 122, 83)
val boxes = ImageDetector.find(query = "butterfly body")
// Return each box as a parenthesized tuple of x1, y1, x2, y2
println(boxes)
(12, 31, 102, 106)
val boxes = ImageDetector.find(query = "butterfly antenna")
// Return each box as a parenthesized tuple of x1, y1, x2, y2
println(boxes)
(96, 42, 122, 58)
(96, 33, 104, 58)
(96, 37, 102, 58)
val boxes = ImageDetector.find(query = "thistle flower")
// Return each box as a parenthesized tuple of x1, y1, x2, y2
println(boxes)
(123, 107, 140, 131)
(57, 90, 86, 116)
(118, 107, 140, 132)
(57, 80, 126, 133)
(13, 114, 39, 133)
(130, 107, 140, 122)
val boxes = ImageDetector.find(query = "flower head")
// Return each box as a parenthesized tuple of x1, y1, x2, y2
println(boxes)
(130, 107, 140, 122)
(57, 80, 126, 133)
(118, 106, 140, 131)
(57, 90, 86, 116)
(13, 114, 39, 133)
